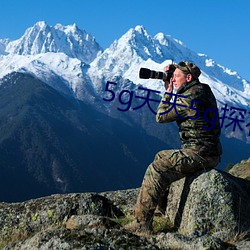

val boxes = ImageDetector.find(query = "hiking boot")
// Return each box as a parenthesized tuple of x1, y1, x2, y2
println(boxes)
(124, 219, 152, 234)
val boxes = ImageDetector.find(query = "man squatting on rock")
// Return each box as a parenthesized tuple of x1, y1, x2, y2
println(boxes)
(124, 61, 222, 233)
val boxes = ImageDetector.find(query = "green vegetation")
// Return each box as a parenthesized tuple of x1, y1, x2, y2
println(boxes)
(152, 216, 174, 234)
(113, 214, 174, 234)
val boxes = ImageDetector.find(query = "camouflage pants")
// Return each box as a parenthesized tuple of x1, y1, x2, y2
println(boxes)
(134, 149, 220, 222)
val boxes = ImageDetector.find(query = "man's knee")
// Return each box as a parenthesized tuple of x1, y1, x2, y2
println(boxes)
(153, 150, 176, 168)
(154, 151, 163, 161)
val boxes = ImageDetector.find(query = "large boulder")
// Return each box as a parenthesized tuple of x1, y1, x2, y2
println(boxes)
(0, 193, 124, 248)
(165, 169, 250, 241)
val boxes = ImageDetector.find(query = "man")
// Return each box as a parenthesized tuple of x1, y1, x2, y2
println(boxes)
(124, 61, 222, 233)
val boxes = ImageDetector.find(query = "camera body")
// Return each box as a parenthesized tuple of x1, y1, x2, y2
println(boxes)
(139, 65, 176, 82)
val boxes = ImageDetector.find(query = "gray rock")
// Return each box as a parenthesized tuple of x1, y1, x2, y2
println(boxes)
(0, 193, 124, 248)
(235, 240, 250, 250)
(101, 188, 139, 215)
(165, 169, 250, 241)
(4, 228, 161, 250)
(1, 169, 250, 249)
(156, 232, 227, 250)
(65, 214, 120, 230)
(229, 157, 250, 180)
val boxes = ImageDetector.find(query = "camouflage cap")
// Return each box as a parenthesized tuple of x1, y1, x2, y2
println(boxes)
(175, 61, 201, 79)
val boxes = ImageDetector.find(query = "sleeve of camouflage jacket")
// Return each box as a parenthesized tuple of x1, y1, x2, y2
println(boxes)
(156, 93, 193, 123)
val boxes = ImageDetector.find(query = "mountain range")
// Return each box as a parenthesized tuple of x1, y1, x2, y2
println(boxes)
(0, 21, 249, 201)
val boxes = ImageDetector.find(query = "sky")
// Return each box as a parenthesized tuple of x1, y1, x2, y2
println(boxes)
(0, 0, 250, 81)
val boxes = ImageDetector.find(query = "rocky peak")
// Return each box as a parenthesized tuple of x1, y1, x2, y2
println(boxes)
(88, 25, 165, 82)
(6, 21, 52, 55)
(119, 25, 163, 62)
(5, 21, 102, 64)
(1, 169, 250, 249)
(0, 39, 10, 55)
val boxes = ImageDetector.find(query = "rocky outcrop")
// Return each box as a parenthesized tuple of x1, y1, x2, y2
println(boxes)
(229, 158, 250, 180)
(0, 169, 250, 249)
(165, 169, 250, 240)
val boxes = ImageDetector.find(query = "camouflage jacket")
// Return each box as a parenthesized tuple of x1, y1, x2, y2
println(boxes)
(156, 79, 222, 157)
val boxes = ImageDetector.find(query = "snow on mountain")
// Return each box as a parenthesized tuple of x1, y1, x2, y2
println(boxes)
(5, 21, 102, 64)
(0, 52, 98, 103)
(0, 39, 9, 55)
(88, 25, 250, 108)
(0, 22, 250, 110)
(0, 22, 103, 103)
(88, 25, 167, 88)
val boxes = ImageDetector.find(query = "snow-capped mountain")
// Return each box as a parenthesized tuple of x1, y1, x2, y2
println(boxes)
(1, 22, 249, 108)
(1, 22, 250, 200)
(89, 25, 250, 108)
(3, 21, 102, 64)
(1, 22, 250, 129)
(0, 52, 98, 102)
(0, 22, 103, 102)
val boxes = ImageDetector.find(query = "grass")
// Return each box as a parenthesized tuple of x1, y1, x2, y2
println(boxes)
(225, 230, 250, 245)
(152, 216, 174, 234)
(112, 216, 134, 227)
(113, 214, 174, 235)
(0, 228, 29, 249)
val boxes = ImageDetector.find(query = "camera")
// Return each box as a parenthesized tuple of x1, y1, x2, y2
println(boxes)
(139, 65, 176, 82)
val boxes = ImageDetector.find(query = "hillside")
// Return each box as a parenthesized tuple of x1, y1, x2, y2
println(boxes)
(0, 22, 250, 201)
(0, 72, 169, 202)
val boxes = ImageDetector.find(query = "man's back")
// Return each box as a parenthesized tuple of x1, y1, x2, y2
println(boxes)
(176, 80, 222, 157)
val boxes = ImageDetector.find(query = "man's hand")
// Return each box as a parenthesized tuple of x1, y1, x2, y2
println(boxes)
(163, 65, 173, 93)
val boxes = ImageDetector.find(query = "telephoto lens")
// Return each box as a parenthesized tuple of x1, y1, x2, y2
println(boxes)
(139, 68, 167, 80)
(139, 65, 176, 82)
